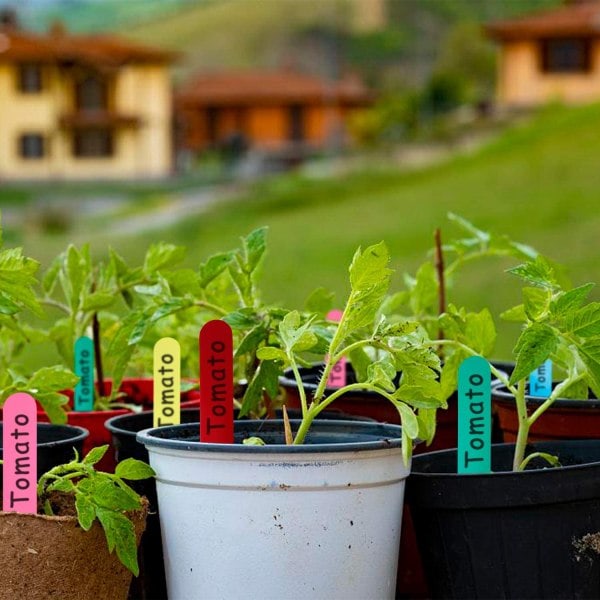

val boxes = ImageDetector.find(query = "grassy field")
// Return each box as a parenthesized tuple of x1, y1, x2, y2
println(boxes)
(7, 103, 600, 361)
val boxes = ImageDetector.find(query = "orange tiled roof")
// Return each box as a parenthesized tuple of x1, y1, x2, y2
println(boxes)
(0, 26, 176, 66)
(487, 1, 600, 40)
(176, 70, 373, 106)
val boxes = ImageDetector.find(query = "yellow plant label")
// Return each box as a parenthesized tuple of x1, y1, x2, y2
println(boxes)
(153, 337, 181, 428)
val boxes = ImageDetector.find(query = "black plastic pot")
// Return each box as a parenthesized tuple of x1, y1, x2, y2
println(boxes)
(407, 440, 600, 599)
(0, 423, 88, 489)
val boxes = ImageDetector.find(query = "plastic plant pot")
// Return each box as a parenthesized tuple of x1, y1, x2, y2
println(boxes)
(138, 419, 408, 600)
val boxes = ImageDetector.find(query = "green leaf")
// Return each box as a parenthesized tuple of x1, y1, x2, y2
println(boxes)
(223, 309, 261, 329)
(409, 262, 438, 316)
(143, 243, 186, 274)
(90, 476, 141, 512)
(367, 358, 396, 392)
(396, 401, 419, 439)
(507, 256, 558, 290)
(510, 323, 559, 385)
(83, 445, 109, 466)
(199, 252, 234, 287)
(243, 436, 266, 446)
(440, 350, 467, 401)
(523, 287, 549, 320)
(75, 494, 96, 531)
(165, 269, 202, 297)
(304, 287, 335, 315)
(500, 304, 527, 323)
(0, 293, 20, 315)
(243, 227, 268, 273)
(279, 311, 318, 354)
(239, 359, 281, 417)
(464, 308, 496, 356)
(96, 507, 139, 576)
(0, 247, 42, 316)
(563, 302, 600, 337)
(550, 283, 595, 318)
(28, 366, 79, 393)
(235, 324, 268, 358)
(416, 408, 437, 445)
(49, 479, 76, 493)
(255, 347, 287, 362)
(348, 346, 371, 383)
(575, 339, 600, 396)
(35, 392, 69, 424)
(337, 242, 392, 344)
(115, 458, 156, 481)
(82, 292, 115, 312)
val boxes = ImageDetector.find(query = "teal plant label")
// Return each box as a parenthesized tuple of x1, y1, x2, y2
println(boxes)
(529, 359, 552, 398)
(74, 336, 94, 411)
(458, 356, 491, 474)
(153, 337, 181, 428)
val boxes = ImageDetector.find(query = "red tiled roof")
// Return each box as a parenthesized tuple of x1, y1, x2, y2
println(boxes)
(0, 27, 176, 66)
(486, 1, 600, 40)
(176, 70, 373, 106)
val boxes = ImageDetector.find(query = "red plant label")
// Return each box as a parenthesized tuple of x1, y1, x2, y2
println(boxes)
(327, 309, 347, 388)
(2, 393, 37, 513)
(199, 320, 234, 443)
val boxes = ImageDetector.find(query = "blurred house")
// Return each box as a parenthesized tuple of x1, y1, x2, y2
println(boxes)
(0, 14, 175, 180)
(487, 0, 600, 107)
(175, 70, 373, 163)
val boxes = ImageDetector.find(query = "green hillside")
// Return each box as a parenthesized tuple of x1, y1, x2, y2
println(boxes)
(8, 102, 600, 366)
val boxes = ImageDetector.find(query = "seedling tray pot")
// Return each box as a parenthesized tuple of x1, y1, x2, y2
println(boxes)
(0, 500, 147, 600)
(138, 419, 408, 600)
(407, 440, 600, 599)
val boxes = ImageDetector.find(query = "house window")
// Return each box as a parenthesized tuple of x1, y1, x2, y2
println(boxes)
(73, 129, 113, 158)
(288, 104, 305, 142)
(18, 133, 45, 159)
(76, 74, 108, 112)
(18, 63, 43, 93)
(541, 38, 591, 73)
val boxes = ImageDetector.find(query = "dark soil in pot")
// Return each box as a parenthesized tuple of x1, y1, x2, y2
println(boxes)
(493, 383, 600, 442)
(0, 423, 88, 488)
(407, 440, 600, 599)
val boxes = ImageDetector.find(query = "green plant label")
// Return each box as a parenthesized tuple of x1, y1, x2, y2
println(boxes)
(326, 309, 346, 388)
(529, 359, 552, 398)
(458, 356, 491, 474)
(153, 337, 181, 428)
(74, 336, 94, 411)
(2, 393, 37, 514)
(199, 320, 233, 443)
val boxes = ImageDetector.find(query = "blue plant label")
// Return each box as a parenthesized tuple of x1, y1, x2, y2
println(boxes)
(529, 359, 552, 398)
(458, 356, 491, 474)
(74, 336, 94, 411)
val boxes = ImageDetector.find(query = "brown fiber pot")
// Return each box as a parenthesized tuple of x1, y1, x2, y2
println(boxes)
(0, 499, 148, 600)
(493, 383, 600, 442)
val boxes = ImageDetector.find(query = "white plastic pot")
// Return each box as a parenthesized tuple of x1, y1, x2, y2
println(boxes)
(137, 419, 409, 600)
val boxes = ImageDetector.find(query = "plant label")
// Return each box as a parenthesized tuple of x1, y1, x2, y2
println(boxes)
(74, 336, 94, 411)
(154, 337, 181, 428)
(2, 393, 37, 514)
(326, 309, 346, 388)
(199, 320, 233, 443)
(458, 356, 491, 474)
(529, 359, 552, 398)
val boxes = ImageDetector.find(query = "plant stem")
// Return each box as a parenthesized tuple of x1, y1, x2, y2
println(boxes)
(40, 298, 70, 314)
(512, 379, 529, 471)
(434, 228, 446, 346)
(93, 311, 106, 398)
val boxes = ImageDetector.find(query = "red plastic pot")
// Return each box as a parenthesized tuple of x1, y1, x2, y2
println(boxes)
(36, 378, 200, 472)
(493, 383, 600, 442)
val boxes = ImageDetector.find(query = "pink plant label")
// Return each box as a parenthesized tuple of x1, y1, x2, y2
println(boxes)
(2, 393, 37, 514)
(199, 320, 234, 443)
(327, 309, 346, 388)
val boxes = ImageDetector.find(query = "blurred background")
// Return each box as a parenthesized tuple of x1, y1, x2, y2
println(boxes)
(0, 0, 597, 358)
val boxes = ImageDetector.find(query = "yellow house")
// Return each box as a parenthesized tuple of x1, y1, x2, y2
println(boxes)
(0, 19, 175, 181)
(487, 0, 600, 107)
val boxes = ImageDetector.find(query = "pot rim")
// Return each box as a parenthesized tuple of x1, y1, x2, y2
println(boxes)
(0, 423, 89, 449)
(137, 419, 403, 454)
(492, 383, 600, 409)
